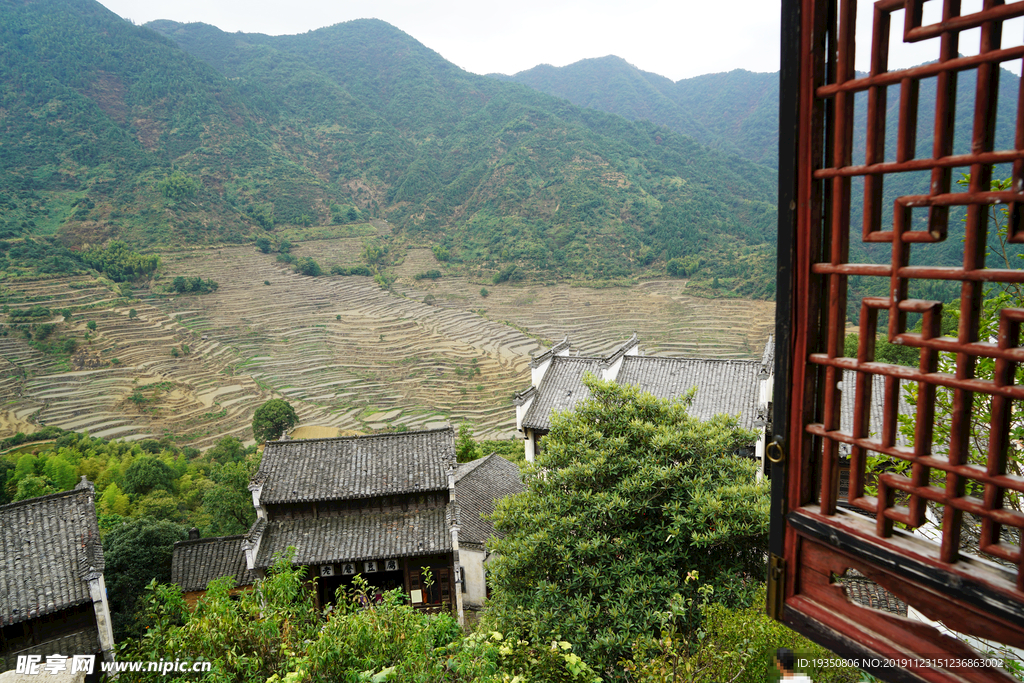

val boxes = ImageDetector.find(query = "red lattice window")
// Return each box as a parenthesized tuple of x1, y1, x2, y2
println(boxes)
(772, 1, 1024, 681)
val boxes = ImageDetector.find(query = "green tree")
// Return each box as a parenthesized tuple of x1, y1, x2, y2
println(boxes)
(128, 308, 138, 320)
(86, 320, 97, 332)
(122, 455, 176, 497)
(455, 424, 481, 463)
(487, 375, 768, 680)
(203, 461, 256, 534)
(103, 517, 187, 638)
(99, 482, 130, 516)
(157, 171, 200, 201)
(14, 475, 55, 501)
(205, 435, 247, 465)
(252, 398, 299, 443)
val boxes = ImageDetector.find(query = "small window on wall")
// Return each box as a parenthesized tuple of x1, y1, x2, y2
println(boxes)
(460, 566, 466, 593)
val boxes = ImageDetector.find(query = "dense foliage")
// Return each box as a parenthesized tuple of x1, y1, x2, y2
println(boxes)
(123, 563, 601, 683)
(486, 376, 769, 680)
(251, 399, 299, 443)
(0, 0, 783, 295)
(0, 431, 260, 636)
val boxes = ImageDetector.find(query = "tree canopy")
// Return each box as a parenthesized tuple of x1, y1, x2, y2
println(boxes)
(486, 375, 769, 680)
(252, 399, 299, 443)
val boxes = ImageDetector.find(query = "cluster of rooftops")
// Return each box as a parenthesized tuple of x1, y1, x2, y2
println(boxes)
(1, 333, 913, 670)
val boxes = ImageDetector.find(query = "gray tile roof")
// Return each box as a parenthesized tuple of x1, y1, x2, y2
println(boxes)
(835, 570, 908, 616)
(2, 626, 101, 670)
(171, 535, 257, 592)
(0, 482, 104, 626)
(257, 427, 456, 504)
(617, 357, 762, 431)
(254, 506, 453, 568)
(521, 357, 605, 431)
(835, 370, 915, 455)
(455, 455, 525, 546)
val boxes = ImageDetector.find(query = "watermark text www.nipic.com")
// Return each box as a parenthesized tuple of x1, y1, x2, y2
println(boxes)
(17, 655, 213, 676)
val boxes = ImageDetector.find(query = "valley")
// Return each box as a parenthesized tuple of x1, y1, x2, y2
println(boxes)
(0, 237, 774, 447)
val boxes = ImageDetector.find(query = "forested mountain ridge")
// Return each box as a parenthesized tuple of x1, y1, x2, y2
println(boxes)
(499, 58, 780, 168)
(147, 18, 780, 292)
(0, 0, 779, 295)
(0, 0, 334, 248)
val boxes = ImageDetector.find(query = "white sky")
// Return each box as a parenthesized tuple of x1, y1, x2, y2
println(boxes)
(96, 0, 1023, 82)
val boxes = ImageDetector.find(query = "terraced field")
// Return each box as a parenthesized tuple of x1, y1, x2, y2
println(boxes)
(0, 240, 775, 446)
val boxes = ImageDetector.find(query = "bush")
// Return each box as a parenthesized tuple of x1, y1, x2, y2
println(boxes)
(480, 287, 489, 298)
(170, 276, 218, 295)
(487, 376, 767, 680)
(492, 264, 519, 284)
(414, 269, 442, 280)
(294, 257, 322, 277)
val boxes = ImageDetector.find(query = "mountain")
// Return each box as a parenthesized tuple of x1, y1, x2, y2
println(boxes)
(503, 59, 779, 168)
(501, 55, 1024, 316)
(0, 0, 333, 247)
(0, 0, 781, 296)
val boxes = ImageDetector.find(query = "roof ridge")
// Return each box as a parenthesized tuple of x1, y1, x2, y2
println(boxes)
(622, 355, 761, 364)
(0, 485, 92, 512)
(173, 534, 246, 548)
(266, 425, 453, 446)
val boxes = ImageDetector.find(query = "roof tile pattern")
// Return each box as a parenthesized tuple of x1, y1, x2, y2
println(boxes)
(0, 486, 103, 626)
(617, 357, 762, 430)
(171, 535, 257, 592)
(455, 455, 525, 546)
(2, 627, 101, 670)
(254, 506, 452, 568)
(836, 370, 914, 455)
(521, 358, 604, 431)
(258, 428, 455, 504)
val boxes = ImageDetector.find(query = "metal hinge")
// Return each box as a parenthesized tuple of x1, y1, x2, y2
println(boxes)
(766, 553, 785, 621)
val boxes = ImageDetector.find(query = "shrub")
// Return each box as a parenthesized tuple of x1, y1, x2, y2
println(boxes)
(414, 269, 442, 280)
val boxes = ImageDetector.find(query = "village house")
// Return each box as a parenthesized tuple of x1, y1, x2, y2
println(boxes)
(451, 453, 524, 613)
(514, 334, 775, 467)
(230, 426, 522, 625)
(0, 478, 115, 672)
(170, 531, 256, 606)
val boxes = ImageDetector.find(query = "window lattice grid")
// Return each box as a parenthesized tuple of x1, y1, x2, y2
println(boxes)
(805, 0, 1024, 590)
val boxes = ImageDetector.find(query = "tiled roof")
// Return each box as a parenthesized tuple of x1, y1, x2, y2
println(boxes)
(455, 455, 525, 546)
(835, 370, 915, 455)
(0, 482, 104, 626)
(254, 506, 453, 568)
(171, 535, 257, 592)
(521, 357, 604, 430)
(835, 570, 908, 616)
(256, 427, 456, 504)
(617, 356, 762, 431)
(2, 626, 101, 670)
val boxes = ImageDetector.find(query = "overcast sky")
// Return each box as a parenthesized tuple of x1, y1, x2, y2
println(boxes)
(96, 0, 1022, 82)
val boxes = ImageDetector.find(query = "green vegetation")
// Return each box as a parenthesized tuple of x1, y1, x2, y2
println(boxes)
(122, 561, 600, 683)
(251, 398, 299, 443)
(0, 1, 783, 296)
(413, 269, 442, 280)
(487, 376, 767, 680)
(330, 264, 374, 276)
(170, 276, 219, 294)
(0, 430, 261, 637)
(293, 257, 323, 277)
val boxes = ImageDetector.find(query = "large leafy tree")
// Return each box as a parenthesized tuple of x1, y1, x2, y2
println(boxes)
(103, 516, 187, 638)
(486, 375, 769, 680)
(252, 399, 299, 443)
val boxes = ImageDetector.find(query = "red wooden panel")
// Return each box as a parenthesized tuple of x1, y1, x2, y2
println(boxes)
(775, 1, 1024, 681)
